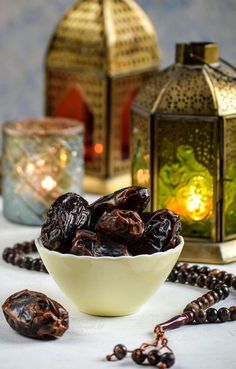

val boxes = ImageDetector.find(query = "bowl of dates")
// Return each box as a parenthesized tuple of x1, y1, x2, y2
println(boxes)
(36, 187, 184, 317)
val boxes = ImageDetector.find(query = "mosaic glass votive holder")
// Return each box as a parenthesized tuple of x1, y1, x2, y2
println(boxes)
(2, 118, 84, 225)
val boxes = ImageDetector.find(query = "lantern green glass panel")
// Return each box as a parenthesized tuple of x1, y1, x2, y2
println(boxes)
(132, 42, 236, 263)
(153, 117, 217, 240)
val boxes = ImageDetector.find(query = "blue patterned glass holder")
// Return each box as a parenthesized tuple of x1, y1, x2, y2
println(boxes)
(2, 118, 84, 225)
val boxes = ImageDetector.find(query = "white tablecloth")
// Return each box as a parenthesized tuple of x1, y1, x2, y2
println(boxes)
(0, 198, 236, 369)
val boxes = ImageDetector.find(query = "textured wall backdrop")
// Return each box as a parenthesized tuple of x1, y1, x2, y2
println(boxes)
(1, 0, 236, 124)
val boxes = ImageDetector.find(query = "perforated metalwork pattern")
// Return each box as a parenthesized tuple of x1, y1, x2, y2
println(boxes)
(134, 64, 236, 117)
(158, 66, 217, 115)
(46, 68, 107, 177)
(47, 0, 106, 71)
(133, 69, 172, 113)
(46, 0, 160, 75)
(208, 69, 236, 116)
(105, 0, 159, 74)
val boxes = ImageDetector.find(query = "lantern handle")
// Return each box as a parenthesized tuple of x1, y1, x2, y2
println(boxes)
(189, 53, 236, 81)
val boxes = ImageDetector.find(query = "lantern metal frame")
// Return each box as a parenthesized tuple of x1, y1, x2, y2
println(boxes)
(132, 42, 236, 264)
(45, 0, 160, 194)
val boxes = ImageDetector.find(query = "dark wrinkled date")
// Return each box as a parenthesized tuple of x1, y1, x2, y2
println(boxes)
(2, 290, 69, 339)
(96, 209, 144, 245)
(70, 230, 97, 256)
(129, 209, 181, 255)
(41, 193, 90, 253)
(70, 229, 129, 257)
(93, 240, 129, 257)
(88, 186, 150, 228)
(41, 187, 181, 256)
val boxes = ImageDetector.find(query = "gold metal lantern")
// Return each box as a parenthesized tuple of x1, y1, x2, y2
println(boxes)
(132, 42, 236, 264)
(45, 0, 160, 194)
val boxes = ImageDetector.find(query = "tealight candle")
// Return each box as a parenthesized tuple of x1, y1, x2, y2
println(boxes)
(2, 118, 84, 225)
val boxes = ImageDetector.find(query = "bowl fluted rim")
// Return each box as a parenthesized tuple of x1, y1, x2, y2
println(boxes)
(35, 236, 184, 261)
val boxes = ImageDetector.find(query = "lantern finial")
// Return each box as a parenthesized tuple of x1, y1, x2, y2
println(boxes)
(175, 42, 219, 65)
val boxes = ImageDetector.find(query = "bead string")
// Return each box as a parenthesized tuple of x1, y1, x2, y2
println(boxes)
(2, 241, 47, 273)
(106, 262, 236, 368)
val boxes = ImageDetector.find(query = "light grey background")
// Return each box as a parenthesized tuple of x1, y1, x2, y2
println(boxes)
(1, 0, 236, 123)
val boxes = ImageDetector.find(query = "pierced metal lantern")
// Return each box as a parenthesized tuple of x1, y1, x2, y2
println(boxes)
(132, 42, 236, 264)
(45, 0, 160, 194)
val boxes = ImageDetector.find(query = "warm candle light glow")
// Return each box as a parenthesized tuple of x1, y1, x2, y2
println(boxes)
(39, 159, 46, 166)
(184, 176, 211, 221)
(136, 169, 150, 187)
(166, 175, 212, 222)
(94, 143, 103, 154)
(3, 118, 84, 226)
(25, 163, 35, 175)
(60, 149, 68, 164)
(41, 176, 57, 191)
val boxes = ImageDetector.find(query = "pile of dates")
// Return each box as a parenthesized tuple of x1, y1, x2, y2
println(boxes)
(41, 186, 181, 257)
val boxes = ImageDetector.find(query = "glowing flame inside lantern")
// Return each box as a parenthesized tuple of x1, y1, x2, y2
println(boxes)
(184, 176, 212, 221)
(94, 143, 103, 154)
(41, 176, 57, 191)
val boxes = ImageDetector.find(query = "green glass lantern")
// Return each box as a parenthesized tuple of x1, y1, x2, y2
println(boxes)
(132, 42, 236, 264)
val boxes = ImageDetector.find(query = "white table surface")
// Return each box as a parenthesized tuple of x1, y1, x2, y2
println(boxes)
(0, 197, 236, 369)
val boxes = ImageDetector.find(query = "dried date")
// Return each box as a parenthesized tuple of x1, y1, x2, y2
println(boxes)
(70, 230, 97, 256)
(114, 187, 150, 213)
(70, 229, 128, 257)
(2, 290, 69, 339)
(41, 192, 90, 253)
(129, 209, 181, 255)
(39, 187, 181, 258)
(89, 186, 150, 227)
(140, 212, 154, 223)
(93, 239, 129, 257)
(96, 209, 144, 246)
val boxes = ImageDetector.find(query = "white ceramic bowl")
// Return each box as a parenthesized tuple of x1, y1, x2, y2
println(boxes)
(35, 237, 184, 317)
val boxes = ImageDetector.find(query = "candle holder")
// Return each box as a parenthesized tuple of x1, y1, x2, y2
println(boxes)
(45, 0, 160, 194)
(132, 42, 236, 264)
(2, 118, 84, 225)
